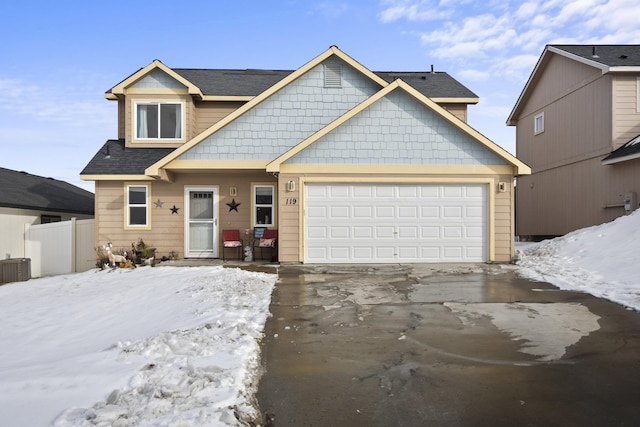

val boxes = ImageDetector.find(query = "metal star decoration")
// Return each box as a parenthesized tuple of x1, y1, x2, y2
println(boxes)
(170, 205, 180, 214)
(226, 198, 241, 212)
(154, 199, 164, 208)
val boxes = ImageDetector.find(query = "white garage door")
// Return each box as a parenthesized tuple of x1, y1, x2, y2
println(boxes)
(304, 183, 487, 263)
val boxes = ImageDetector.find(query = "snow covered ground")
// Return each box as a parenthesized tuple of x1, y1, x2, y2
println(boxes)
(516, 209, 640, 311)
(0, 266, 276, 426)
(1, 209, 639, 426)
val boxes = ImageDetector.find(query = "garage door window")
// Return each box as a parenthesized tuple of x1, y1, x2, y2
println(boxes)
(253, 184, 274, 227)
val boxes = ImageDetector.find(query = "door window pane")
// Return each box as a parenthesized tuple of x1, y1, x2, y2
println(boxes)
(190, 192, 213, 220)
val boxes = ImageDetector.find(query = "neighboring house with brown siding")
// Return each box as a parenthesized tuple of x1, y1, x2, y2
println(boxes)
(81, 46, 529, 264)
(508, 45, 640, 240)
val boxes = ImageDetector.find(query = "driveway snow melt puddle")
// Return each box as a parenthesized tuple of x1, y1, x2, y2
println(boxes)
(445, 302, 601, 361)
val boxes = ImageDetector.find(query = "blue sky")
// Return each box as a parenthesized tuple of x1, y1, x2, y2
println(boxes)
(1, 0, 638, 192)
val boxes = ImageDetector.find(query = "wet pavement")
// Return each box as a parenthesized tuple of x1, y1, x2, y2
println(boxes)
(256, 263, 640, 427)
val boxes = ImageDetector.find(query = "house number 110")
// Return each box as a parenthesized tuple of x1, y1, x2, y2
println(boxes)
(285, 198, 297, 205)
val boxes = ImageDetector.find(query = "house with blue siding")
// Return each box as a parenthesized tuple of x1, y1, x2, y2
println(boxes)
(81, 46, 529, 264)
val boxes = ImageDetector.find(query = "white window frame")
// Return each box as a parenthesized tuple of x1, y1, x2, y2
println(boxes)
(134, 102, 183, 140)
(252, 184, 275, 227)
(534, 112, 545, 135)
(126, 184, 150, 228)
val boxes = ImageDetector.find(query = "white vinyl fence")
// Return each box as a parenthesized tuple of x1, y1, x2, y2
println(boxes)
(25, 218, 95, 278)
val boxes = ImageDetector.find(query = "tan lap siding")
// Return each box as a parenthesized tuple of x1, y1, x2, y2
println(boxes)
(95, 172, 276, 260)
(277, 175, 301, 263)
(494, 177, 514, 262)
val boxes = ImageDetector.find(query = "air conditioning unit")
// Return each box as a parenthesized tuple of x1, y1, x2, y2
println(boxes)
(0, 258, 31, 285)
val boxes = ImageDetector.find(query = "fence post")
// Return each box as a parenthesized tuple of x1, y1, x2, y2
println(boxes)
(70, 217, 77, 273)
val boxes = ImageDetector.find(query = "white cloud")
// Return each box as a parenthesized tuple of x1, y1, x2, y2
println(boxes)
(0, 77, 113, 128)
(515, 2, 538, 19)
(378, 0, 453, 22)
(456, 68, 490, 82)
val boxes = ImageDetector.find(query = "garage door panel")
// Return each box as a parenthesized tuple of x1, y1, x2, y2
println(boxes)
(443, 247, 463, 259)
(330, 186, 350, 198)
(376, 226, 396, 239)
(307, 206, 327, 218)
(330, 206, 350, 218)
(329, 247, 350, 260)
(375, 246, 396, 259)
(330, 227, 350, 239)
(353, 227, 373, 239)
(421, 226, 440, 238)
(353, 186, 373, 197)
(443, 226, 463, 238)
(353, 247, 374, 259)
(398, 186, 418, 197)
(375, 186, 395, 197)
(353, 206, 373, 218)
(421, 206, 440, 219)
(398, 226, 419, 238)
(443, 187, 463, 197)
(305, 183, 486, 263)
(466, 226, 483, 238)
(443, 206, 463, 219)
(398, 206, 418, 218)
(307, 226, 327, 239)
(376, 206, 395, 218)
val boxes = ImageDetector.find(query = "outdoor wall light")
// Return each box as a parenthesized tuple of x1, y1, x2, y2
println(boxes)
(229, 186, 237, 197)
(287, 180, 296, 192)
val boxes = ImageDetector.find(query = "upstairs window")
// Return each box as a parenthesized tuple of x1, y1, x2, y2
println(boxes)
(127, 184, 149, 227)
(253, 184, 275, 227)
(136, 103, 182, 139)
(534, 112, 545, 135)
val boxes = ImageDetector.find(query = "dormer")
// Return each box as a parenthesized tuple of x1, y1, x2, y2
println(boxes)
(106, 60, 204, 148)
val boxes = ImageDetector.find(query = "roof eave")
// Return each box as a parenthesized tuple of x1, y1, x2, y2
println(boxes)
(108, 59, 204, 99)
(602, 152, 640, 165)
(431, 97, 479, 104)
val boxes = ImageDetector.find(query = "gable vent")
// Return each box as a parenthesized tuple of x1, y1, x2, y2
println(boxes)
(324, 63, 342, 88)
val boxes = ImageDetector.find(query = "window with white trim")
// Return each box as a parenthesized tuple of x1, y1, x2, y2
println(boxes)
(127, 184, 149, 227)
(534, 112, 545, 135)
(135, 102, 182, 139)
(253, 184, 275, 227)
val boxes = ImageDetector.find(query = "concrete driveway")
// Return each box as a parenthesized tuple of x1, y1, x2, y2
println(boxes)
(256, 263, 640, 427)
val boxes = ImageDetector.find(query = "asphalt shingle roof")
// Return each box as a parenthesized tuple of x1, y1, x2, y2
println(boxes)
(375, 71, 478, 99)
(602, 134, 640, 163)
(551, 45, 640, 67)
(170, 68, 477, 99)
(0, 167, 94, 214)
(173, 69, 294, 97)
(81, 139, 174, 175)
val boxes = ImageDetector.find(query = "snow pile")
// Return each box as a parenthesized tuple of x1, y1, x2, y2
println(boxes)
(0, 266, 276, 426)
(516, 209, 640, 311)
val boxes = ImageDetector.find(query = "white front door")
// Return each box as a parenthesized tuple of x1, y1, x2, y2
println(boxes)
(304, 183, 487, 263)
(184, 186, 219, 258)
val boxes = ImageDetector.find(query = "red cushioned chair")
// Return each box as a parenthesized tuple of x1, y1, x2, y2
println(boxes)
(255, 229, 278, 261)
(222, 230, 242, 261)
